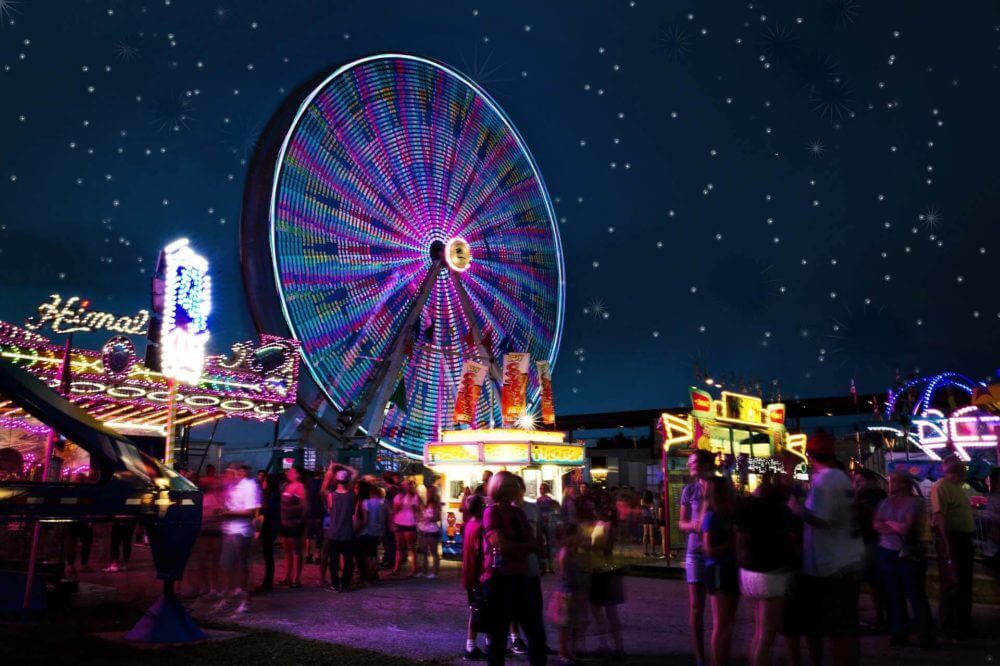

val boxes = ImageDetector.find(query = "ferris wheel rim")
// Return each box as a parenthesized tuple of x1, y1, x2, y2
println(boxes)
(266, 53, 566, 456)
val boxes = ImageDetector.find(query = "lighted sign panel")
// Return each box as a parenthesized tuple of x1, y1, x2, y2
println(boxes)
(425, 444, 480, 465)
(440, 428, 566, 444)
(530, 443, 584, 465)
(482, 442, 532, 464)
(161, 239, 212, 385)
(25, 294, 149, 335)
(722, 391, 763, 424)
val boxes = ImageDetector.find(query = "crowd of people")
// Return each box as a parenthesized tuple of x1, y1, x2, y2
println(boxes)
(64, 433, 997, 665)
(680, 430, 985, 666)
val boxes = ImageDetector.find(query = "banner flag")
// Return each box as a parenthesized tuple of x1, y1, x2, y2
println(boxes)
(453, 360, 488, 424)
(536, 360, 556, 425)
(501, 353, 530, 425)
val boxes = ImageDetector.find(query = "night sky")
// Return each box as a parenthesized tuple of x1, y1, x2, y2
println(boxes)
(1, 0, 998, 417)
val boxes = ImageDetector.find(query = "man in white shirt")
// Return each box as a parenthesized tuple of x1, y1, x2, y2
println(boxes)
(217, 463, 261, 614)
(789, 430, 864, 666)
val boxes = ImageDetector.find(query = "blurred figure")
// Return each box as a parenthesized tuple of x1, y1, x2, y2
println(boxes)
(985, 467, 1000, 579)
(418, 484, 442, 578)
(480, 471, 546, 666)
(508, 476, 547, 656)
(279, 466, 307, 588)
(305, 468, 325, 565)
(873, 469, 934, 649)
(257, 472, 282, 592)
(735, 472, 794, 666)
(853, 468, 888, 628)
(930, 455, 976, 639)
(640, 490, 657, 557)
(65, 521, 94, 578)
(702, 477, 739, 666)
(547, 523, 586, 665)
(679, 449, 715, 666)
(536, 482, 559, 574)
(324, 464, 357, 592)
(104, 517, 137, 573)
(589, 501, 625, 656)
(217, 464, 261, 614)
(789, 430, 864, 665)
(462, 494, 488, 661)
(187, 465, 223, 598)
(392, 479, 421, 576)
(381, 472, 401, 568)
(355, 479, 384, 581)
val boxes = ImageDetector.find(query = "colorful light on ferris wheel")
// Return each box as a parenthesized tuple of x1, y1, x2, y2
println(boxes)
(250, 54, 565, 457)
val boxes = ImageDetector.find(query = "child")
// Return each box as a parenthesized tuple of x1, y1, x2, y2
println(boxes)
(547, 523, 587, 665)
(461, 494, 488, 660)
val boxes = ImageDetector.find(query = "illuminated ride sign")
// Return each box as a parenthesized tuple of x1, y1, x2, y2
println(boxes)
(25, 294, 150, 335)
(868, 406, 1000, 462)
(657, 388, 806, 464)
(160, 239, 212, 385)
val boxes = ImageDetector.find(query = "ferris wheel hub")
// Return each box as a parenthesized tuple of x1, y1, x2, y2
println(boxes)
(444, 236, 472, 272)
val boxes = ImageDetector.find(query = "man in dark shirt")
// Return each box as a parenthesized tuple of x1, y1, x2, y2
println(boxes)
(325, 465, 357, 592)
(381, 472, 400, 567)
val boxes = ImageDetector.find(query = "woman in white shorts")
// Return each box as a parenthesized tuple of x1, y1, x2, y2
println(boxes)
(735, 472, 795, 666)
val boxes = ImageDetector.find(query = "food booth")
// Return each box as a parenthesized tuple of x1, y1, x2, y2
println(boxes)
(423, 428, 584, 556)
(657, 387, 808, 563)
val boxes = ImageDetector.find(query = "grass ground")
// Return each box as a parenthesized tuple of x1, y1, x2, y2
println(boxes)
(0, 604, 430, 666)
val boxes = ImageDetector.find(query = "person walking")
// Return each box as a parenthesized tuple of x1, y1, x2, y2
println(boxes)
(547, 523, 586, 665)
(461, 494, 489, 661)
(735, 472, 795, 666)
(930, 455, 976, 639)
(217, 464, 261, 614)
(382, 472, 401, 568)
(788, 430, 864, 666)
(324, 465, 358, 592)
(588, 502, 625, 656)
(852, 469, 888, 629)
(418, 484, 443, 578)
(279, 466, 307, 588)
(479, 471, 547, 666)
(104, 517, 137, 573)
(640, 490, 657, 557)
(257, 472, 282, 592)
(356, 480, 385, 582)
(873, 469, 934, 649)
(701, 477, 740, 666)
(536, 482, 560, 573)
(679, 449, 715, 666)
(392, 479, 421, 576)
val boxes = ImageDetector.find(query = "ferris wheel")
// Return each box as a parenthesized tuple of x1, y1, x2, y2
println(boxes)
(241, 54, 565, 457)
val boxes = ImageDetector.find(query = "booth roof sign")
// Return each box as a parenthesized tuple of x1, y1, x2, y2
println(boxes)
(25, 295, 149, 336)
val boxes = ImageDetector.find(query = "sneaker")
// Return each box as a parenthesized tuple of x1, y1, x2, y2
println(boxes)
(102, 562, 120, 573)
(210, 597, 231, 614)
(413, 572, 425, 578)
(324, 584, 339, 592)
(425, 573, 438, 580)
(463, 647, 488, 661)
(232, 600, 250, 614)
(510, 638, 528, 655)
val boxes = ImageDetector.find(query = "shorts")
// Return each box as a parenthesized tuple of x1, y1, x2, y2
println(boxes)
(220, 533, 251, 570)
(357, 534, 380, 559)
(419, 531, 440, 549)
(306, 518, 323, 542)
(739, 568, 791, 599)
(395, 524, 416, 532)
(801, 570, 860, 637)
(685, 550, 706, 584)
(705, 561, 740, 597)
(279, 523, 305, 539)
(589, 570, 625, 606)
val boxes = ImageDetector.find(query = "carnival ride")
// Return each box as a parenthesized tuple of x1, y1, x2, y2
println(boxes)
(242, 53, 565, 458)
(868, 371, 996, 463)
(0, 358, 203, 641)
